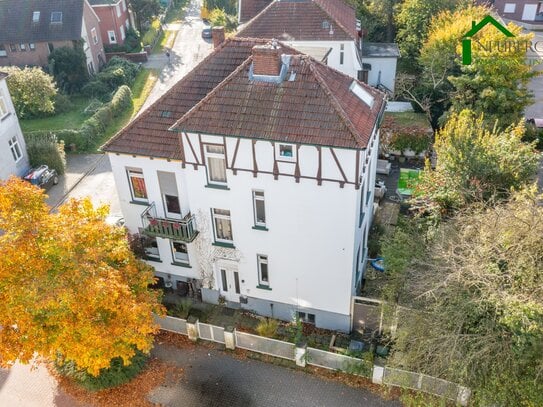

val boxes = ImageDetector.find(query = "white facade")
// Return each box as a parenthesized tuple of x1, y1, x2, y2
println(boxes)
(287, 40, 361, 79)
(0, 76, 29, 181)
(363, 56, 397, 93)
(108, 127, 380, 332)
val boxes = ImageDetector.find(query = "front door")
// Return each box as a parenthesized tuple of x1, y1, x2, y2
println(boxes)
(218, 266, 240, 302)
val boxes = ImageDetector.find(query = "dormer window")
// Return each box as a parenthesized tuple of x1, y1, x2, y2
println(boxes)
(160, 110, 172, 118)
(51, 12, 62, 23)
(32, 11, 40, 23)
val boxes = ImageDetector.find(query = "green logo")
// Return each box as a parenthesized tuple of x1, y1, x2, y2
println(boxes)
(462, 15, 515, 65)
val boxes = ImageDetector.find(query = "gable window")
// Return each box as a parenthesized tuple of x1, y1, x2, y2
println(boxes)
(51, 11, 62, 23)
(257, 254, 269, 287)
(127, 168, 148, 202)
(9, 136, 22, 162)
(212, 208, 233, 243)
(29, 43, 35, 51)
(9, 44, 17, 52)
(0, 96, 8, 117)
(171, 241, 189, 264)
(205, 144, 227, 185)
(252, 190, 266, 227)
(120, 25, 125, 41)
(32, 11, 40, 23)
(297, 311, 316, 324)
(116, 4, 121, 18)
(277, 143, 296, 161)
(19, 44, 26, 52)
(108, 30, 117, 44)
(0, 45, 6, 57)
(340, 43, 344, 65)
(91, 27, 98, 45)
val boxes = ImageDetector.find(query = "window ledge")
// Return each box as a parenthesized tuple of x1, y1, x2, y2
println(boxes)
(130, 200, 149, 206)
(252, 225, 269, 231)
(1, 112, 11, 122)
(212, 241, 235, 249)
(205, 183, 230, 190)
(145, 257, 162, 263)
(171, 261, 192, 268)
(256, 284, 272, 291)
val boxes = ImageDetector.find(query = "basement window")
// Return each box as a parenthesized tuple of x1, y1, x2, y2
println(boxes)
(297, 312, 316, 324)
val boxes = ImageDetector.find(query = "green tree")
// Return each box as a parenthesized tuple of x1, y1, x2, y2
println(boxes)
(4, 67, 57, 118)
(130, 0, 162, 32)
(391, 188, 543, 406)
(395, 0, 461, 72)
(414, 110, 539, 215)
(348, 0, 400, 42)
(48, 44, 89, 93)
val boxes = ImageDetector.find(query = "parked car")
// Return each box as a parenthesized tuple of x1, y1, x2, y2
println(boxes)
(527, 118, 543, 128)
(23, 165, 59, 190)
(202, 28, 212, 39)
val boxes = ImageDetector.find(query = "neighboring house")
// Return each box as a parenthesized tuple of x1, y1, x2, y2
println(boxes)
(102, 37, 386, 332)
(236, 0, 400, 93)
(0, 72, 29, 181)
(238, 0, 271, 23)
(89, 0, 133, 46)
(0, 0, 106, 74)
(485, 1, 543, 25)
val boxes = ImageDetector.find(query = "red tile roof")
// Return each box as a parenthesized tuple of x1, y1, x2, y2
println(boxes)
(102, 38, 301, 158)
(237, 0, 357, 41)
(172, 51, 385, 149)
(239, 0, 272, 23)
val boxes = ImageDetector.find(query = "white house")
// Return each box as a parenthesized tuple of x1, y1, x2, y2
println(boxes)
(0, 72, 29, 181)
(237, 0, 399, 93)
(102, 38, 386, 332)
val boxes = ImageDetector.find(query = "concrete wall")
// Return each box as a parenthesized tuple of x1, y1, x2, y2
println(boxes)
(0, 78, 29, 180)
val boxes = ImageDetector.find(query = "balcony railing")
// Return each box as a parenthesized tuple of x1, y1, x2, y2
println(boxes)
(141, 202, 198, 242)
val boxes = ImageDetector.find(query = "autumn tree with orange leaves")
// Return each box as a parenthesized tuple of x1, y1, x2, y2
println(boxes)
(0, 178, 164, 376)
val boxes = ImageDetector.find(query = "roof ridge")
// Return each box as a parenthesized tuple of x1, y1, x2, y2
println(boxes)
(170, 56, 254, 132)
(312, 0, 356, 41)
(102, 37, 243, 152)
(308, 58, 365, 148)
(237, 0, 278, 37)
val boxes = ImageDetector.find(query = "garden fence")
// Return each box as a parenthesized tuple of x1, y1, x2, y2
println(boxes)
(235, 331, 296, 361)
(155, 314, 470, 405)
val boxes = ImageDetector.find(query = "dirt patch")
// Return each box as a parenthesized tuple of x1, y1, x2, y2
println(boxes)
(50, 357, 184, 407)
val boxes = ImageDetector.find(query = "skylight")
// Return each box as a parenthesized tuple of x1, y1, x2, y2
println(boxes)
(32, 11, 40, 23)
(51, 11, 62, 23)
(350, 81, 374, 108)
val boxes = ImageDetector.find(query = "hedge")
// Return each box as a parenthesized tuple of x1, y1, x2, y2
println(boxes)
(142, 19, 162, 46)
(24, 132, 66, 175)
(82, 57, 139, 99)
(31, 85, 133, 151)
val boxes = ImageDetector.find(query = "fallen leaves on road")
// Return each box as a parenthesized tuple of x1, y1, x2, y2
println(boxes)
(50, 357, 184, 407)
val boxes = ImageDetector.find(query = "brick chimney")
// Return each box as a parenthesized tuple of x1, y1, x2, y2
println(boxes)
(212, 26, 225, 48)
(252, 41, 282, 76)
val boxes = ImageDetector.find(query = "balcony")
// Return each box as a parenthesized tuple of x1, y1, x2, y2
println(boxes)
(141, 202, 198, 242)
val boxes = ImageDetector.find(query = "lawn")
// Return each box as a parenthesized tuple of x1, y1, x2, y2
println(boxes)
(94, 68, 159, 151)
(385, 111, 430, 128)
(20, 68, 159, 153)
(19, 97, 89, 133)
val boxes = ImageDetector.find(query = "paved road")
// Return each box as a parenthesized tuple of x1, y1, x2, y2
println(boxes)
(149, 344, 400, 407)
(141, 0, 213, 111)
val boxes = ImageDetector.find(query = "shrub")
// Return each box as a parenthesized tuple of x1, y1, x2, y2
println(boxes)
(4, 67, 57, 119)
(107, 57, 140, 82)
(124, 27, 143, 53)
(83, 99, 104, 116)
(81, 80, 111, 100)
(48, 44, 89, 93)
(208, 8, 237, 32)
(110, 85, 133, 116)
(53, 93, 72, 114)
(82, 58, 139, 99)
(24, 133, 66, 175)
(54, 129, 83, 148)
(256, 318, 279, 338)
(56, 349, 149, 391)
(142, 18, 162, 46)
